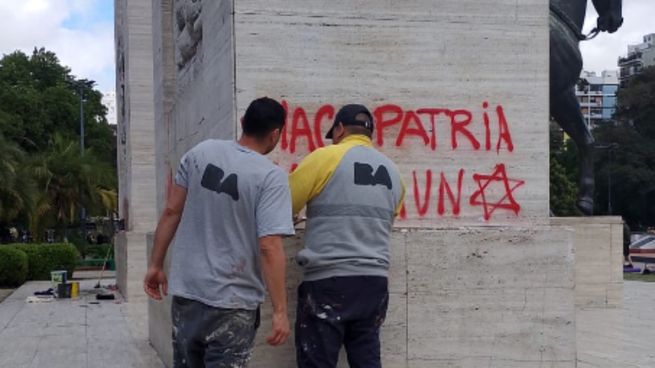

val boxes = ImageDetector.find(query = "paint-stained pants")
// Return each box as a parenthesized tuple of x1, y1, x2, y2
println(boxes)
(295, 276, 389, 368)
(171, 296, 259, 368)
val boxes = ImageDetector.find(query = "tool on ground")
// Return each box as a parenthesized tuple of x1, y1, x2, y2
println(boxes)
(94, 243, 114, 288)
(96, 293, 115, 300)
(26, 296, 54, 303)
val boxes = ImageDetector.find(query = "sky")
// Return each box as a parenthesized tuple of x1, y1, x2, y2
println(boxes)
(0, 1, 652, 104)
(0, 0, 114, 92)
(581, 0, 653, 74)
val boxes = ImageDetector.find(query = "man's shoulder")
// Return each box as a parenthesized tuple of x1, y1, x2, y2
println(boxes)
(304, 143, 352, 162)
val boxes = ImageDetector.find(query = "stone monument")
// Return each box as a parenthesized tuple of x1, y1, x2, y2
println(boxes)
(118, 0, 583, 366)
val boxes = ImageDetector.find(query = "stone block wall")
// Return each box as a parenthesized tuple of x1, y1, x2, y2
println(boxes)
(139, 0, 581, 367)
(115, 0, 157, 300)
(552, 217, 624, 309)
(149, 228, 575, 367)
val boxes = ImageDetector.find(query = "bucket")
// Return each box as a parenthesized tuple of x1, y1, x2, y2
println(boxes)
(51, 270, 67, 289)
(57, 283, 72, 298)
(70, 282, 79, 298)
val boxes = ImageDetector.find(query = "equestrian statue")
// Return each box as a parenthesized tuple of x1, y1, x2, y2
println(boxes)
(550, 0, 623, 215)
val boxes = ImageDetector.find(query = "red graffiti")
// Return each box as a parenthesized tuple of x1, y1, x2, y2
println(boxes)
(399, 165, 524, 221)
(277, 100, 525, 221)
(313, 105, 333, 148)
(281, 101, 514, 153)
(290, 107, 316, 153)
(438, 169, 464, 216)
(280, 100, 289, 150)
(495, 105, 514, 153)
(413, 170, 432, 217)
(449, 109, 480, 150)
(469, 164, 525, 221)
(399, 202, 407, 220)
(374, 104, 404, 146)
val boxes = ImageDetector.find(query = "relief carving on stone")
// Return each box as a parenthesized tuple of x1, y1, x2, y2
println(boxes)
(174, 0, 202, 70)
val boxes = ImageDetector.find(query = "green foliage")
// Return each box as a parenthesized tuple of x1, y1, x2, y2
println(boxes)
(550, 160, 578, 216)
(84, 244, 114, 260)
(592, 124, 655, 229)
(0, 48, 116, 241)
(0, 247, 29, 287)
(7, 243, 79, 280)
(617, 66, 655, 139)
(549, 122, 581, 216)
(589, 66, 655, 229)
(624, 273, 655, 282)
(0, 48, 111, 154)
(28, 134, 117, 238)
(0, 134, 35, 223)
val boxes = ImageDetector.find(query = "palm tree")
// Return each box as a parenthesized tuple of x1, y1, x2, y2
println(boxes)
(0, 133, 36, 224)
(29, 134, 117, 240)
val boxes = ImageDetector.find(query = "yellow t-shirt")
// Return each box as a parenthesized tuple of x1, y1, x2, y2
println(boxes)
(289, 135, 405, 216)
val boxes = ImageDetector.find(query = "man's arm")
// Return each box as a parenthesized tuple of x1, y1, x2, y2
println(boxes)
(259, 235, 290, 346)
(144, 183, 187, 300)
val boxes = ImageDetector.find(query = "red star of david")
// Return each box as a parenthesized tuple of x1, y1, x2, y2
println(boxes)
(470, 164, 525, 221)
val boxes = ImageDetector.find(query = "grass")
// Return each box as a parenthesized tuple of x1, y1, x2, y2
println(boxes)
(624, 273, 655, 282)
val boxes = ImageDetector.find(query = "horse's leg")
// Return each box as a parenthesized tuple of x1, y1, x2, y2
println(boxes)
(551, 87, 595, 215)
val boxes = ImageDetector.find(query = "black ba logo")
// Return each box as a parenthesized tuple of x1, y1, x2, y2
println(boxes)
(201, 164, 239, 201)
(354, 162, 392, 189)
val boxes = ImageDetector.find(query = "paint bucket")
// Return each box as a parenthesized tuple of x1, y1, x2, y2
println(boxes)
(57, 283, 72, 298)
(51, 270, 67, 289)
(70, 282, 79, 298)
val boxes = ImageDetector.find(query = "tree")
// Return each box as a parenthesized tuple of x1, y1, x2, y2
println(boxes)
(591, 66, 655, 229)
(0, 48, 117, 241)
(0, 48, 113, 160)
(550, 159, 578, 216)
(0, 133, 36, 223)
(592, 124, 655, 229)
(29, 134, 116, 240)
(617, 66, 655, 139)
(549, 121, 580, 216)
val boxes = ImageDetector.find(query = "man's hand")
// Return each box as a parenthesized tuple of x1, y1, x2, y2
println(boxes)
(293, 215, 306, 226)
(144, 266, 168, 300)
(267, 311, 290, 346)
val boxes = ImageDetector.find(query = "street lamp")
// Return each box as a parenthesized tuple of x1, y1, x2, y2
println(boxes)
(594, 143, 619, 215)
(73, 80, 91, 243)
(79, 84, 86, 154)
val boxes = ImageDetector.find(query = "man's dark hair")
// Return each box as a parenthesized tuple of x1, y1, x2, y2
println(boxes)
(242, 97, 286, 138)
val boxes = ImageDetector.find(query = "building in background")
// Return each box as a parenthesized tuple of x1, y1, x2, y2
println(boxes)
(618, 33, 655, 87)
(575, 70, 619, 129)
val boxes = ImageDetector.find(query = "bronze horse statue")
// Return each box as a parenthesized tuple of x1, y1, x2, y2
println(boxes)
(550, 0, 623, 215)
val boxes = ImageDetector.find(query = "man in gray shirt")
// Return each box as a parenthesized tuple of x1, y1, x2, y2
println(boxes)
(144, 97, 295, 367)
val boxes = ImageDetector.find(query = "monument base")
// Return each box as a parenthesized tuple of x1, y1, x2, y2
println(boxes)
(551, 217, 624, 309)
(115, 231, 150, 302)
(148, 226, 576, 367)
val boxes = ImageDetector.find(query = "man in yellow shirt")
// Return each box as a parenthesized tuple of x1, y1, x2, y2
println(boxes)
(290, 104, 405, 368)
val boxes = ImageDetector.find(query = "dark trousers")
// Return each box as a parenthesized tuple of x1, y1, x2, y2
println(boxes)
(171, 296, 259, 368)
(295, 276, 389, 368)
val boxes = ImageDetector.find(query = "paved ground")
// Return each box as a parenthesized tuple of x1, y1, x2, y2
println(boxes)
(1, 279, 653, 367)
(0, 280, 163, 368)
(0, 289, 14, 303)
(577, 280, 655, 367)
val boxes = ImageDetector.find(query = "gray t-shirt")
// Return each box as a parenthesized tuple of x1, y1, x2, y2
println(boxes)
(169, 139, 295, 310)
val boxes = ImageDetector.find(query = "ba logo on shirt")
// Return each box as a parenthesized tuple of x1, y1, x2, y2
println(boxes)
(353, 162, 392, 189)
(201, 164, 239, 201)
